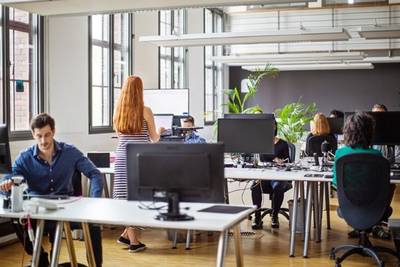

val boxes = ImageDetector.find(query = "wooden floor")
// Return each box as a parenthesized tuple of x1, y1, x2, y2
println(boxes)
(1, 192, 400, 267)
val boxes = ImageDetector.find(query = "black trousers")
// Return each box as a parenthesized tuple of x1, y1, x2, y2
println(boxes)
(13, 220, 102, 267)
(251, 180, 290, 220)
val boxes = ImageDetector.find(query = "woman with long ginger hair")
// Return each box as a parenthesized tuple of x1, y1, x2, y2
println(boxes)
(113, 76, 163, 252)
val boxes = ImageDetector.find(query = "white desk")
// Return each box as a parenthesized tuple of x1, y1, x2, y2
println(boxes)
(0, 198, 254, 267)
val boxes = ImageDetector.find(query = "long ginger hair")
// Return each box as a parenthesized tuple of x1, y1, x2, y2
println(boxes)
(113, 76, 144, 134)
(311, 113, 330, 136)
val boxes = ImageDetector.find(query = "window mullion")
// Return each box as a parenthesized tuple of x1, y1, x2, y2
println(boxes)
(109, 14, 114, 128)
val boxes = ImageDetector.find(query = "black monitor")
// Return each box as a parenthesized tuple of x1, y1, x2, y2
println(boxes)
(127, 143, 224, 221)
(327, 117, 344, 135)
(217, 116, 275, 154)
(344, 111, 400, 145)
(0, 125, 11, 174)
(223, 113, 275, 119)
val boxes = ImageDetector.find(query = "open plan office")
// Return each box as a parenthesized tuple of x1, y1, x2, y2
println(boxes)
(1, 0, 400, 267)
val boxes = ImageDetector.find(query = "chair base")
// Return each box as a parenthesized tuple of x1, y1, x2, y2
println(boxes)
(330, 232, 400, 267)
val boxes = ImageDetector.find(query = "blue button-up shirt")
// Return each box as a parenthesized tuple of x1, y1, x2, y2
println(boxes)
(6, 140, 103, 197)
(184, 132, 206, 144)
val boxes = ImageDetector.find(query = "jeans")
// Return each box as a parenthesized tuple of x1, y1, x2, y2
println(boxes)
(251, 180, 290, 220)
(13, 220, 102, 267)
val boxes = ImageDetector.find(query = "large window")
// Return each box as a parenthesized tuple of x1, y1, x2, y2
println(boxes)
(204, 9, 224, 124)
(1, 7, 43, 139)
(159, 10, 186, 89)
(89, 13, 131, 133)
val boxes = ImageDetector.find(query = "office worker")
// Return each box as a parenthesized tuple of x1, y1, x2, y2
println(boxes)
(113, 75, 164, 253)
(0, 113, 103, 267)
(333, 112, 394, 239)
(329, 109, 344, 118)
(371, 103, 400, 164)
(304, 113, 337, 155)
(182, 115, 206, 144)
(251, 120, 290, 229)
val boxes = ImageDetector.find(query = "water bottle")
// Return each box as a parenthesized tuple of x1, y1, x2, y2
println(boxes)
(11, 176, 24, 212)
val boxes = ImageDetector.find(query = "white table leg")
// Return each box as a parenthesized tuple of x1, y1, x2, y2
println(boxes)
(289, 181, 299, 257)
(50, 221, 63, 267)
(31, 219, 45, 267)
(216, 230, 228, 267)
(233, 225, 243, 267)
(303, 181, 314, 258)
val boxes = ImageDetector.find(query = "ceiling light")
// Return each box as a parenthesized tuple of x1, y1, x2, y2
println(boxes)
(359, 25, 400, 39)
(139, 28, 351, 47)
(211, 52, 365, 65)
(242, 63, 374, 71)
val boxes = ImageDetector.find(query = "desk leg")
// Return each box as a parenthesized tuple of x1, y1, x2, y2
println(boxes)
(64, 222, 78, 267)
(314, 183, 322, 243)
(103, 174, 110, 198)
(303, 182, 313, 258)
(110, 174, 114, 198)
(82, 223, 96, 267)
(289, 181, 299, 257)
(216, 230, 228, 267)
(31, 219, 45, 267)
(325, 182, 331, 230)
(299, 181, 305, 241)
(233, 225, 243, 267)
(50, 221, 63, 267)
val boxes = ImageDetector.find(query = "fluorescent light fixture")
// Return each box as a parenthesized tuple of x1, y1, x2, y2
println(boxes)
(139, 28, 351, 47)
(359, 25, 400, 39)
(242, 63, 374, 71)
(363, 56, 400, 63)
(211, 52, 365, 65)
(0, 0, 46, 2)
(348, 0, 354, 4)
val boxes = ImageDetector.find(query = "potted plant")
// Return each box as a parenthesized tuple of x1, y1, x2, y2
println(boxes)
(274, 100, 317, 144)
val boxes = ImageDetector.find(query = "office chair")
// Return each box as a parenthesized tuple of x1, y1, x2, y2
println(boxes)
(330, 153, 400, 267)
(305, 134, 337, 157)
(258, 141, 296, 222)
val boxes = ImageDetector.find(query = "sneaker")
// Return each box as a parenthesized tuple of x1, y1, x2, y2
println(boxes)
(271, 215, 279, 229)
(348, 229, 360, 239)
(251, 219, 263, 230)
(117, 236, 130, 246)
(128, 242, 146, 253)
(372, 225, 391, 240)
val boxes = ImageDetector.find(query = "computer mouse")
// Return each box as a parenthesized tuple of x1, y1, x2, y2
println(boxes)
(285, 166, 292, 171)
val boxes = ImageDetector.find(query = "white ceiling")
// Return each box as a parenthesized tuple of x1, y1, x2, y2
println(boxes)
(4, 0, 317, 16)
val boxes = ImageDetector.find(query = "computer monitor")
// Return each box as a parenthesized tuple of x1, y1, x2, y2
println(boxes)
(154, 114, 174, 135)
(217, 116, 275, 155)
(344, 111, 400, 145)
(127, 143, 224, 221)
(0, 125, 12, 174)
(223, 113, 275, 119)
(327, 117, 344, 135)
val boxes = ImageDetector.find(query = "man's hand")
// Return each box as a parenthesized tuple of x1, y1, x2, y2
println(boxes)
(0, 180, 12, 192)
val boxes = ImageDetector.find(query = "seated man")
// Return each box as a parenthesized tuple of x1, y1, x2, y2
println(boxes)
(181, 115, 206, 144)
(0, 113, 103, 267)
(251, 120, 290, 229)
(333, 112, 394, 239)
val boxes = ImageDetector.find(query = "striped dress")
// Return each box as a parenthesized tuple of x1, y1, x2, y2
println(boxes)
(113, 120, 150, 199)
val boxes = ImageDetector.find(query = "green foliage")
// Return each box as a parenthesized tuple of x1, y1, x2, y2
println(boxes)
(275, 101, 317, 144)
(225, 64, 279, 114)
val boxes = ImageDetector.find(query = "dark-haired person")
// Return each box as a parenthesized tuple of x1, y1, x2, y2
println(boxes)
(182, 115, 206, 144)
(251, 120, 290, 230)
(329, 109, 344, 118)
(0, 113, 103, 267)
(333, 112, 394, 239)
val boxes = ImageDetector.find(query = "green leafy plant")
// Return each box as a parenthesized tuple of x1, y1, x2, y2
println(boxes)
(225, 64, 279, 114)
(275, 100, 317, 144)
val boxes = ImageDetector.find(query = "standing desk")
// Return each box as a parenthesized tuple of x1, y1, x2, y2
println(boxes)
(0, 197, 254, 267)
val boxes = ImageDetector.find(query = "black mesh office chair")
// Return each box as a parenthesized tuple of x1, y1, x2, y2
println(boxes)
(259, 141, 296, 221)
(330, 153, 400, 267)
(306, 134, 337, 156)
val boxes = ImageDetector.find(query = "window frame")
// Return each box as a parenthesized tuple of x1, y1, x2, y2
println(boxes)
(1, 6, 44, 141)
(88, 13, 133, 134)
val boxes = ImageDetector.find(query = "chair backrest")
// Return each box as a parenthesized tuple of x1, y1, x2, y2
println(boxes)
(306, 134, 337, 156)
(71, 170, 83, 197)
(287, 141, 296, 163)
(336, 153, 392, 230)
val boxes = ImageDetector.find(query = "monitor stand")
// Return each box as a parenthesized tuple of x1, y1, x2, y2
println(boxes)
(154, 192, 194, 221)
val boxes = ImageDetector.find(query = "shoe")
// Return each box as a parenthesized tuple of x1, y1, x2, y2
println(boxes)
(372, 225, 391, 240)
(117, 236, 130, 246)
(251, 220, 263, 230)
(348, 229, 360, 239)
(128, 242, 146, 253)
(271, 215, 279, 229)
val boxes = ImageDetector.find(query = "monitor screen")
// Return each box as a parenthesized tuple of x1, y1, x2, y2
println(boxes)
(327, 117, 344, 135)
(0, 124, 11, 174)
(127, 143, 225, 204)
(344, 111, 400, 145)
(154, 114, 174, 131)
(217, 117, 275, 154)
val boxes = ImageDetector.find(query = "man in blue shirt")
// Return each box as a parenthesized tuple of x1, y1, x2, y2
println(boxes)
(182, 116, 206, 144)
(0, 113, 103, 267)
